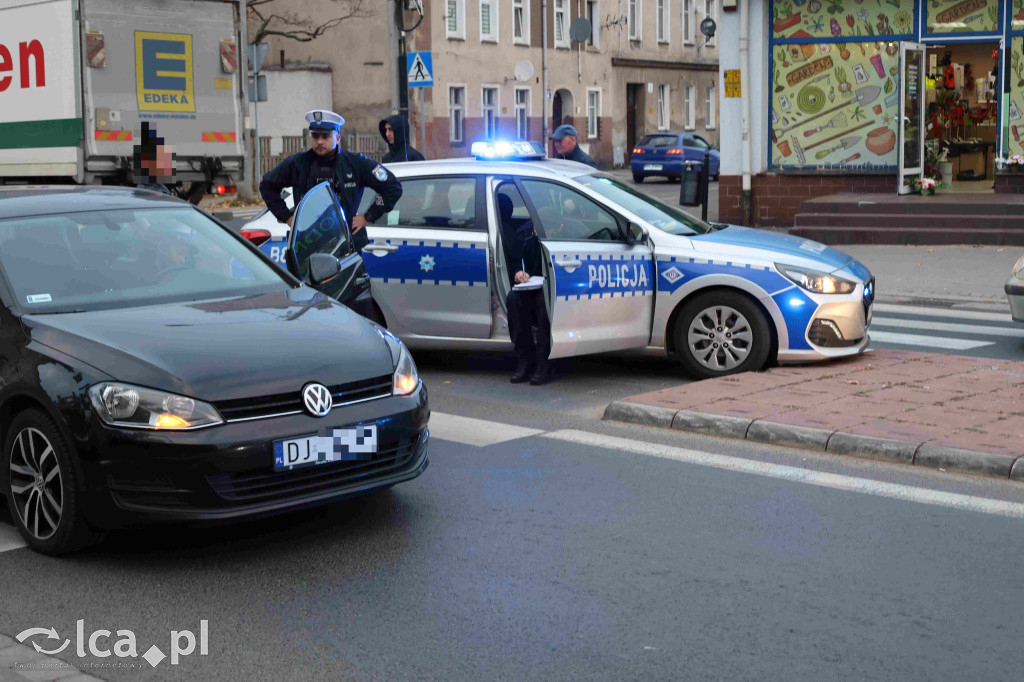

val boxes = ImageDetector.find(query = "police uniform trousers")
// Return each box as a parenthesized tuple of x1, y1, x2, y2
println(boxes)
(506, 288, 551, 364)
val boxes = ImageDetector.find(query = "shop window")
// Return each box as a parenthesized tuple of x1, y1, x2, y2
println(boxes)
(770, 41, 899, 169)
(771, 0, 914, 40)
(926, 0, 999, 34)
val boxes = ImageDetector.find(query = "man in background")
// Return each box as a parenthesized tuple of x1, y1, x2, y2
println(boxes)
(379, 114, 425, 163)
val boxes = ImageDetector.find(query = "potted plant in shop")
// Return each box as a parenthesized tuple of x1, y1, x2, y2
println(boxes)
(1002, 155, 1024, 173)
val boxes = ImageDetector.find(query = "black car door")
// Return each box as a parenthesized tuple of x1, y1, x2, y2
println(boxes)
(286, 182, 373, 316)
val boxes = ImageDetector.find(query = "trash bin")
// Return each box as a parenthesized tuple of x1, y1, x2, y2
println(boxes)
(679, 161, 704, 207)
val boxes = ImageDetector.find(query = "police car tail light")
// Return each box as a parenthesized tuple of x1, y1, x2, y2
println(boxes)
(775, 263, 856, 295)
(241, 229, 272, 247)
(471, 140, 546, 160)
(89, 382, 223, 430)
(392, 346, 419, 396)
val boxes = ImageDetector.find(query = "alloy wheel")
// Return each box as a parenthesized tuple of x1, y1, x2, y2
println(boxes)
(8, 427, 63, 541)
(687, 305, 754, 372)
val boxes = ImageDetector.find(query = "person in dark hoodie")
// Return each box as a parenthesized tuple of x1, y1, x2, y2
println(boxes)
(379, 114, 425, 163)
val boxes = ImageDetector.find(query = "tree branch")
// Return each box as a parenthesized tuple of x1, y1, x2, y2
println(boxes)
(248, 0, 371, 44)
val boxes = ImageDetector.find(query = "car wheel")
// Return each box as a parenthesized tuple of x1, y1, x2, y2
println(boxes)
(3, 409, 101, 555)
(674, 291, 771, 380)
(632, 172, 644, 183)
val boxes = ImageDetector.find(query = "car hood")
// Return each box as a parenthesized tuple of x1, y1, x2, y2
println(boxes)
(690, 226, 854, 273)
(24, 289, 395, 402)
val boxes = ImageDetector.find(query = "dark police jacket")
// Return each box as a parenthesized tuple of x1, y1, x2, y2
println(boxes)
(259, 148, 402, 248)
(556, 144, 598, 169)
(502, 219, 543, 288)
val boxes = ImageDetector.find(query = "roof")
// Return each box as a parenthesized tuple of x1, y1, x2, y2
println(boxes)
(383, 157, 598, 179)
(0, 186, 188, 219)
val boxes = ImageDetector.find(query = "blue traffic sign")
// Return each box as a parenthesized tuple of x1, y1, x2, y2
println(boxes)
(407, 51, 433, 88)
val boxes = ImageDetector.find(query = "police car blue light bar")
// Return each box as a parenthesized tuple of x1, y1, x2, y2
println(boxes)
(471, 140, 546, 160)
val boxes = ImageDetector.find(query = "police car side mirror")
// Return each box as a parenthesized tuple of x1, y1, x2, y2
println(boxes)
(308, 253, 342, 285)
(625, 223, 646, 245)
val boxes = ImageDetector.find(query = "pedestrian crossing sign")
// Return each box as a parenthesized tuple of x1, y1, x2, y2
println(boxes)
(407, 51, 433, 88)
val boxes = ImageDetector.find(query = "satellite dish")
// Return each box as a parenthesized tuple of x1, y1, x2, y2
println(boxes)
(700, 17, 717, 38)
(513, 60, 535, 82)
(569, 17, 592, 43)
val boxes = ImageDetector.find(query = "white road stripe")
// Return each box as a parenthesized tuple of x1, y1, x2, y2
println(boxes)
(868, 330, 994, 350)
(873, 304, 1012, 323)
(0, 523, 26, 553)
(543, 430, 1024, 519)
(872, 316, 1024, 338)
(430, 412, 545, 447)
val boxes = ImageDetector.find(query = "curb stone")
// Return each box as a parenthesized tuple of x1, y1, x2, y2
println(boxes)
(603, 400, 1024, 482)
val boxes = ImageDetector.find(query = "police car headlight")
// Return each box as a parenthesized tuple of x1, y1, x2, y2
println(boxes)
(88, 382, 223, 430)
(392, 346, 420, 396)
(776, 264, 856, 295)
(1012, 256, 1024, 281)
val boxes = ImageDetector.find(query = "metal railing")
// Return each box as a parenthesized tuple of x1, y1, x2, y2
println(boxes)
(252, 132, 387, 182)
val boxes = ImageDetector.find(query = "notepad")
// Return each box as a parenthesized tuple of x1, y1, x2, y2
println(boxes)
(512, 275, 546, 291)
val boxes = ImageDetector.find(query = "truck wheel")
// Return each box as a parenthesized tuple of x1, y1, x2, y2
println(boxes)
(3, 409, 102, 555)
(673, 291, 770, 380)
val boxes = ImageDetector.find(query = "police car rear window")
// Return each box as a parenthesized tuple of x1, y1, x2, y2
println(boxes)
(361, 178, 479, 230)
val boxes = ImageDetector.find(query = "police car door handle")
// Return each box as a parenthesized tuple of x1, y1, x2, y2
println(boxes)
(555, 258, 582, 271)
(365, 243, 398, 253)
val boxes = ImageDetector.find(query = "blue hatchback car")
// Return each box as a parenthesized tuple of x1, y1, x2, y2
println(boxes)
(631, 132, 721, 183)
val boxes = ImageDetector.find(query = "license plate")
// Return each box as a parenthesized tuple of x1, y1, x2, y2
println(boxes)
(273, 425, 378, 472)
(643, 164, 663, 170)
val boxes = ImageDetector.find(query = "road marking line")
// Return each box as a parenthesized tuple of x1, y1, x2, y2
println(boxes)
(543, 430, 1024, 518)
(873, 304, 1012, 323)
(872, 317, 1024, 338)
(430, 412, 545, 447)
(0, 523, 26, 553)
(868, 330, 994, 350)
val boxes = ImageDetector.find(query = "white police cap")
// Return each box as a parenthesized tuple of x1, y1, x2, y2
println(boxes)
(305, 109, 345, 132)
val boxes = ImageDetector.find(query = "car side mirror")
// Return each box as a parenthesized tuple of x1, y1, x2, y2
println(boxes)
(308, 253, 342, 285)
(625, 222, 646, 245)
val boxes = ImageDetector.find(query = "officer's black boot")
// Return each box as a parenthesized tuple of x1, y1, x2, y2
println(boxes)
(511, 359, 533, 383)
(529, 358, 550, 385)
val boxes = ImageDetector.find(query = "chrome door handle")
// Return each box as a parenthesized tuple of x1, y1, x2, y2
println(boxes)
(555, 258, 582, 269)
(365, 243, 398, 253)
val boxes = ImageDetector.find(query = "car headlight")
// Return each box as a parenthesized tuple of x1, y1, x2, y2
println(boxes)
(88, 382, 223, 430)
(392, 345, 420, 396)
(776, 263, 856, 295)
(1012, 256, 1024, 281)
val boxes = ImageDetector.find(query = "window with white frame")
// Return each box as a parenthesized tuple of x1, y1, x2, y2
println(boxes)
(449, 85, 465, 142)
(587, 89, 601, 138)
(515, 87, 530, 140)
(704, 0, 716, 45)
(657, 0, 669, 42)
(683, 0, 694, 44)
(586, 0, 600, 47)
(480, 0, 498, 42)
(513, 0, 530, 45)
(657, 84, 670, 130)
(446, 0, 465, 40)
(685, 84, 695, 130)
(628, 0, 641, 40)
(705, 83, 716, 129)
(554, 0, 569, 47)
(482, 86, 499, 140)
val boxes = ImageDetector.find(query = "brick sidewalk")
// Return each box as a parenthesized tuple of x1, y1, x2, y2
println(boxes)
(607, 350, 1024, 479)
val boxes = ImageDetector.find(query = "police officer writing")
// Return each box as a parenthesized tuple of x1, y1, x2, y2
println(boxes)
(550, 124, 598, 168)
(498, 193, 552, 385)
(259, 110, 402, 250)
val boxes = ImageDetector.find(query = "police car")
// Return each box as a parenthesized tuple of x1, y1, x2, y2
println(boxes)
(245, 141, 874, 379)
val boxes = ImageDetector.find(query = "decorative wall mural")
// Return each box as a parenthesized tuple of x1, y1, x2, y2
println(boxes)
(772, 0, 914, 40)
(1009, 37, 1024, 156)
(771, 42, 899, 168)
(926, 0, 1000, 33)
(1013, 0, 1024, 31)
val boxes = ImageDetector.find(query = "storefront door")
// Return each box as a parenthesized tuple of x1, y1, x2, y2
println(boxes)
(897, 42, 927, 194)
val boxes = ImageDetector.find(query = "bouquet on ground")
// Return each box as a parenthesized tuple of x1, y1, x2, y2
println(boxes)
(911, 177, 937, 195)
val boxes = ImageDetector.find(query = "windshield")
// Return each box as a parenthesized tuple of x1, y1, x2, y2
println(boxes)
(574, 175, 713, 236)
(0, 207, 288, 313)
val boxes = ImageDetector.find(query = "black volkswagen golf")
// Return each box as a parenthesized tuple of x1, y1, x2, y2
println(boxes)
(0, 184, 428, 555)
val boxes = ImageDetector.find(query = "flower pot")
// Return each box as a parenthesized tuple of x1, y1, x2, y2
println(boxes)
(938, 161, 953, 188)
(865, 127, 896, 156)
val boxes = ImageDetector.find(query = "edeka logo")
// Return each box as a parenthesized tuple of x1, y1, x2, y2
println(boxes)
(16, 620, 209, 668)
(135, 31, 195, 112)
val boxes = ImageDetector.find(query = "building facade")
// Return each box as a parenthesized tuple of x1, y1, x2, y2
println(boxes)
(249, 0, 720, 167)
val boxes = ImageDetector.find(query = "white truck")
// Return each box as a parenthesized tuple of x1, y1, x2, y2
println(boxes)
(0, 0, 246, 202)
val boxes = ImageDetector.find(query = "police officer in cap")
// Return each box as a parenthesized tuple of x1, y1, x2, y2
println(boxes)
(550, 124, 598, 168)
(260, 110, 402, 250)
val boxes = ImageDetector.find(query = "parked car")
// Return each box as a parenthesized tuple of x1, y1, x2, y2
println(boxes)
(0, 185, 428, 555)
(1005, 255, 1024, 322)
(244, 141, 874, 382)
(630, 132, 721, 183)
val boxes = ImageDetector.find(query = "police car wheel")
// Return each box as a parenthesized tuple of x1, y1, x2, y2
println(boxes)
(674, 291, 770, 379)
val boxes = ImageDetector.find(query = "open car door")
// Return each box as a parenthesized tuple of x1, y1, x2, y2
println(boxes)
(286, 182, 373, 317)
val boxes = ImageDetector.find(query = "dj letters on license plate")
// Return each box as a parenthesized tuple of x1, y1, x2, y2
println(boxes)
(273, 425, 378, 471)
(644, 164, 663, 171)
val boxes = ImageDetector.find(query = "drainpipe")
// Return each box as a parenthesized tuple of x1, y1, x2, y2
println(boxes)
(542, 0, 550, 148)
(739, 0, 753, 224)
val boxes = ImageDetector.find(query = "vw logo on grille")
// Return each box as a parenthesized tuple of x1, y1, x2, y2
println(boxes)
(302, 383, 333, 417)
